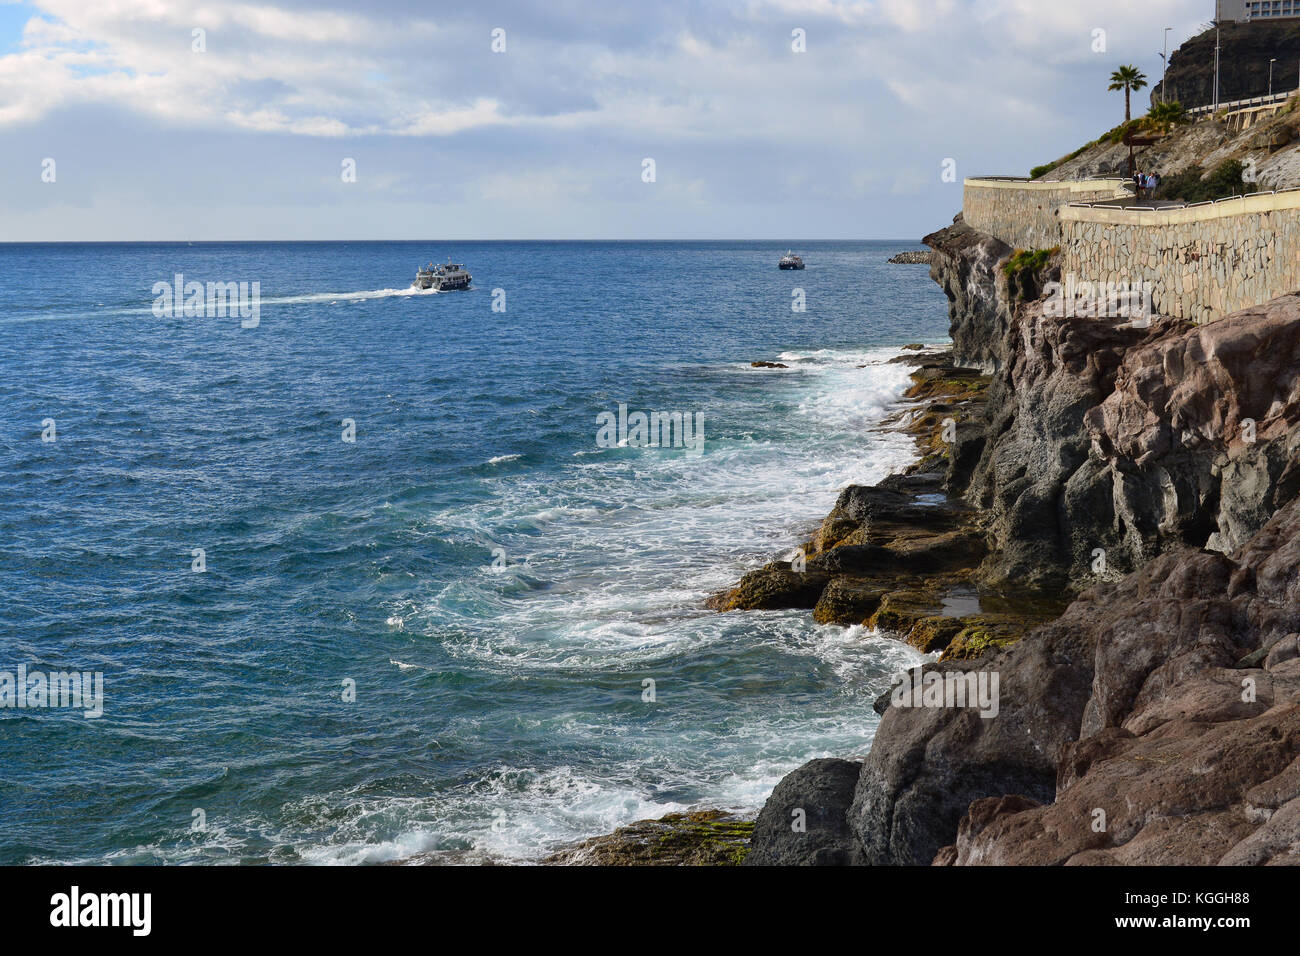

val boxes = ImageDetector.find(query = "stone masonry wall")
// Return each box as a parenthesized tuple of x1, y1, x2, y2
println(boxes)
(962, 178, 1130, 250)
(1060, 192, 1300, 324)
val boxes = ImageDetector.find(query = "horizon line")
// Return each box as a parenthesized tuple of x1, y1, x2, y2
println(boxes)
(0, 237, 928, 245)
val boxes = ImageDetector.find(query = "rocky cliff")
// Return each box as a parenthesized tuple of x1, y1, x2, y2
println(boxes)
(1152, 21, 1300, 110)
(1037, 25, 1300, 192)
(1041, 102, 1300, 193)
(744, 216, 1300, 867)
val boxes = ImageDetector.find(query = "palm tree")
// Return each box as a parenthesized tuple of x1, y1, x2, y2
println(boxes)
(1145, 100, 1189, 134)
(1109, 65, 1149, 123)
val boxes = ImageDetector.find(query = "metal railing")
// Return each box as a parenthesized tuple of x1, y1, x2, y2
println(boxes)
(1065, 189, 1285, 212)
(966, 176, 1129, 186)
(1187, 90, 1295, 118)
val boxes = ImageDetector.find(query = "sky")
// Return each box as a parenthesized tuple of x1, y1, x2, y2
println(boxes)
(0, 0, 1215, 240)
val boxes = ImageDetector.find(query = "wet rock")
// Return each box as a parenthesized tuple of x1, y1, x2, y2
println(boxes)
(543, 810, 753, 866)
(868, 590, 945, 637)
(939, 617, 1027, 661)
(744, 759, 864, 866)
(905, 616, 966, 653)
(930, 497, 1300, 865)
(888, 350, 948, 366)
(850, 607, 1098, 865)
(812, 578, 887, 625)
(750, 361, 789, 369)
(705, 562, 829, 612)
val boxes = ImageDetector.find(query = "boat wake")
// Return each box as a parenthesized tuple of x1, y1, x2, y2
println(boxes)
(0, 285, 443, 326)
(268, 286, 441, 306)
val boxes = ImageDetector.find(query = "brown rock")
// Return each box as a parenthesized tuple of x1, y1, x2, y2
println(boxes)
(812, 578, 887, 626)
(542, 810, 753, 866)
(705, 562, 830, 612)
(932, 497, 1300, 865)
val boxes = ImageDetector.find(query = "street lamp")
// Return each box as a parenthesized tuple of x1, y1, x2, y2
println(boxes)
(1271, 58, 1278, 97)
(1213, 0, 1221, 113)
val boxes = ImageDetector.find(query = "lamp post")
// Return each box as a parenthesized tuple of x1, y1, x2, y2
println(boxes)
(1271, 58, 1278, 97)
(1213, 0, 1221, 113)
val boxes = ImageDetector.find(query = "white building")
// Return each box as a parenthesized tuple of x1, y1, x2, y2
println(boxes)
(1219, 0, 1300, 21)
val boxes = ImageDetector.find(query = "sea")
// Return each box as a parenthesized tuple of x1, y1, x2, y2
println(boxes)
(0, 240, 949, 864)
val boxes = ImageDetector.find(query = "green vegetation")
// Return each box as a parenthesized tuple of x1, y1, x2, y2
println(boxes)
(1108, 65, 1149, 124)
(1101, 118, 1144, 144)
(1145, 100, 1190, 134)
(653, 815, 753, 866)
(1154, 159, 1258, 203)
(947, 626, 1019, 660)
(1002, 247, 1056, 279)
(1002, 247, 1059, 302)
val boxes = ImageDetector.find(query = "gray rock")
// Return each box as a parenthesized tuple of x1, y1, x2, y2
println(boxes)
(1266, 634, 1300, 670)
(849, 607, 1099, 864)
(744, 759, 864, 866)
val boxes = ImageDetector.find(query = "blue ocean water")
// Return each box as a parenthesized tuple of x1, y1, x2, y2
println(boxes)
(0, 240, 947, 864)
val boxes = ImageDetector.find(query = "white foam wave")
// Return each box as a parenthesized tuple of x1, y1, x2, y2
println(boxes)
(405, 344, 923, 672)
(366, 342, 933, 861)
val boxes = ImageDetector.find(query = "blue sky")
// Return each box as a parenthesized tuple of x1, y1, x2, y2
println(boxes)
(0, 0, 1215, 240)
(0, 2, 32, 51)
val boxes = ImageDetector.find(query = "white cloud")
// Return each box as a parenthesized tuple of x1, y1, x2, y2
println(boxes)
(0, 0, 1227, 239)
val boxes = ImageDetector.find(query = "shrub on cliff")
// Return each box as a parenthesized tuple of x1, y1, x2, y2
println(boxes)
(1144, 100, 1190, 134)
(1001, 248, 1053, 277)
(1002, 248, 1058, 300)
(1155, 158, 1258, 202)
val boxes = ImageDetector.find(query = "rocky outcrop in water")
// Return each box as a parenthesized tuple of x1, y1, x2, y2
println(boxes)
(704, 351, 1061, 662)
(543, 811, 753, 866)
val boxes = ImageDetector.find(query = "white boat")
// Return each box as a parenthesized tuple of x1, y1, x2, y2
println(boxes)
(414, 260, 472, 290)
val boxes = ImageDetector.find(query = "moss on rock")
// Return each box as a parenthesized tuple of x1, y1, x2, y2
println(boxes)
(542, 810, 754, 866)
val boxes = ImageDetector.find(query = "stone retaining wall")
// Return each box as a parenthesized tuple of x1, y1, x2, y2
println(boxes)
(962, 178, 1130, 249)
(1060, 191, 1300, 323)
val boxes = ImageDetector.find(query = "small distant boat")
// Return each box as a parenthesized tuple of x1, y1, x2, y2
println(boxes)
(778, 251, 805, 270)
(413, 259, 472, 291)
